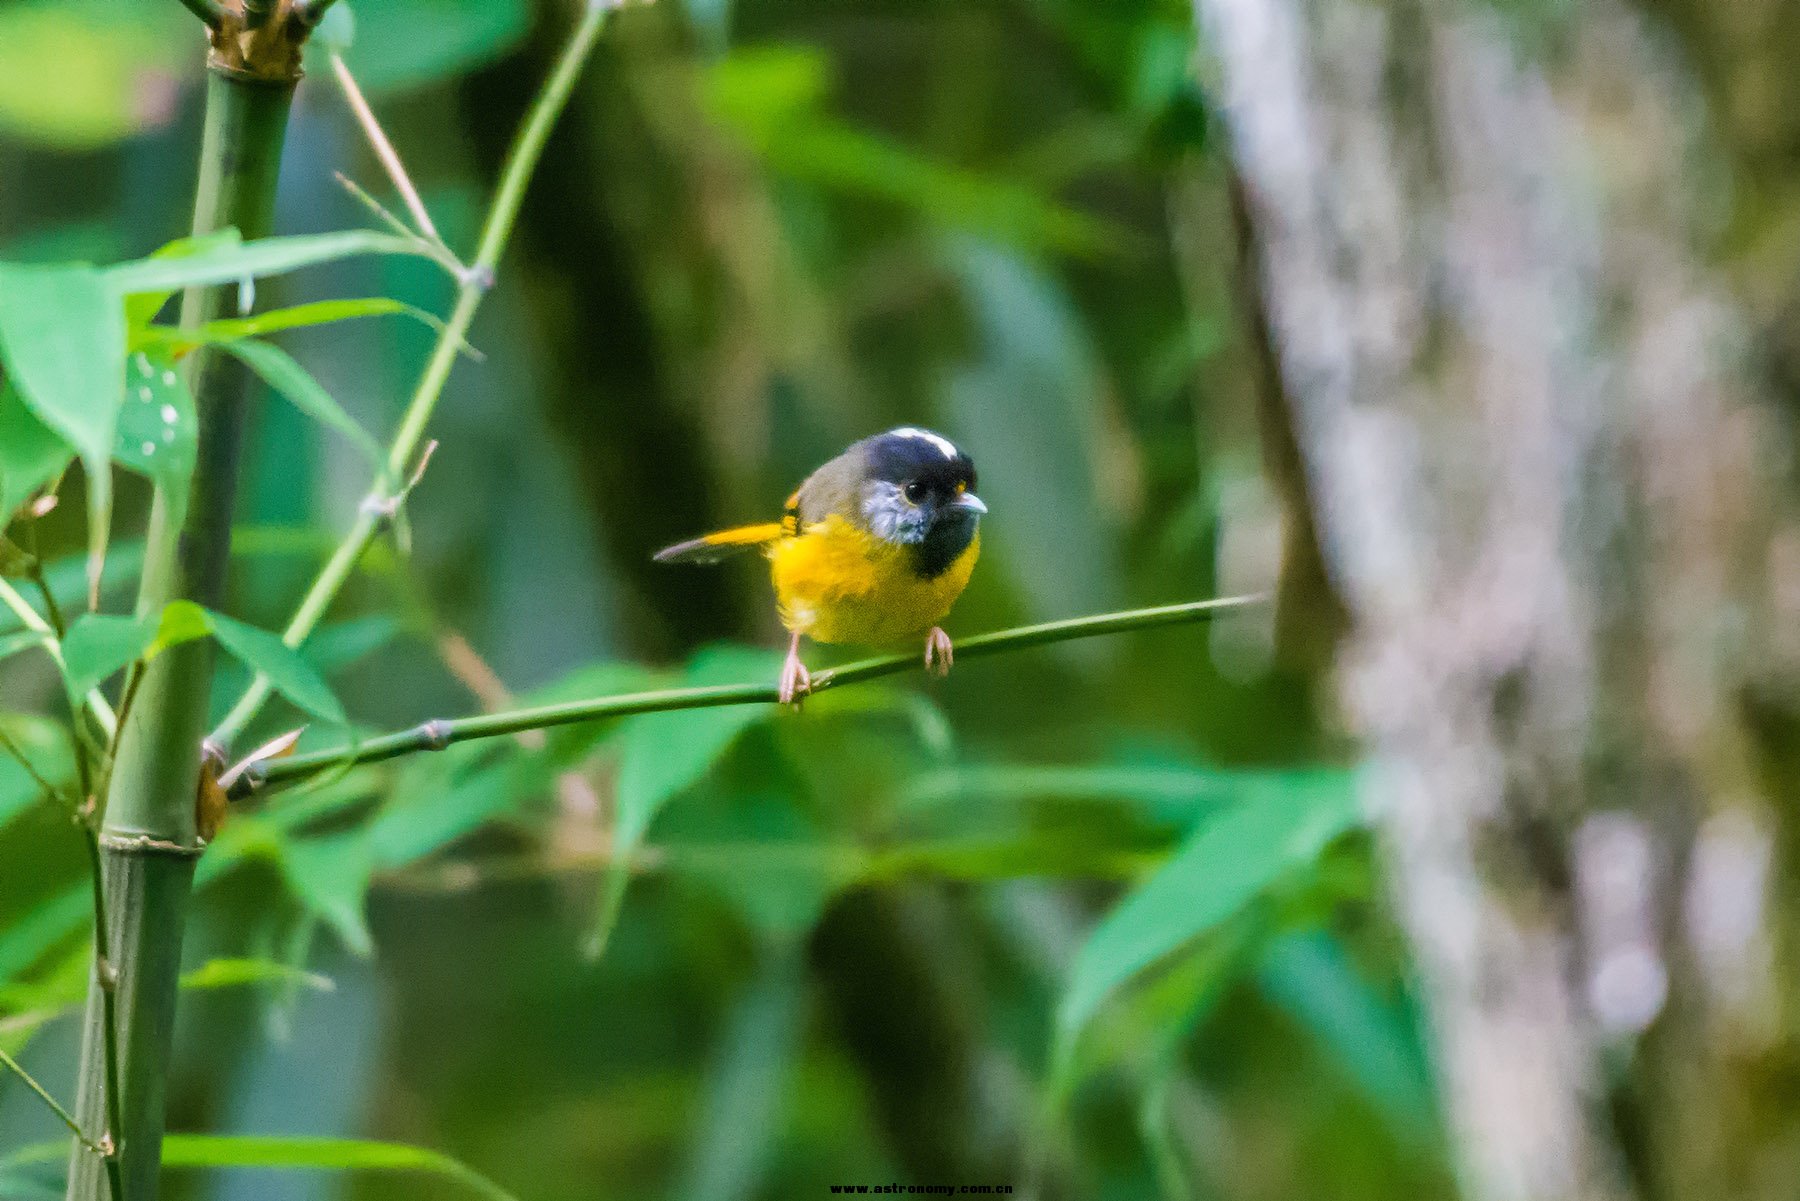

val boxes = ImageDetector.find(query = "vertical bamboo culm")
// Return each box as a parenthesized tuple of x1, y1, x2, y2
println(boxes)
(64, 12, 303, 1200)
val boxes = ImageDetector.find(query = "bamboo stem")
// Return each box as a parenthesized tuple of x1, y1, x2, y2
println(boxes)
(65, 63, 297, 1201)
(234, 596, 1266, 795)
(209, 0, 626, 752)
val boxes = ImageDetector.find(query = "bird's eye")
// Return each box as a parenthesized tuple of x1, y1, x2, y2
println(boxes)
(903, 481, 927, 504)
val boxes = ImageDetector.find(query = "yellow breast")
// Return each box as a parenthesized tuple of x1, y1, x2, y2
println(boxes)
(768, 515, 979, 646)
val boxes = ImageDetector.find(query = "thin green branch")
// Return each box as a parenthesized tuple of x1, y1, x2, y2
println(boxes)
(235, 595, 1265, 796)
(0, 1043, 106, 1158)
(0, 720, 58, 801)
(78, 829, 125, 1201)
(0, 577, 118, 740)
(210, 0, 627, 751)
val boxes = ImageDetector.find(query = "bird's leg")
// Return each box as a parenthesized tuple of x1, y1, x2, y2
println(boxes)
(923, 626, 954, 677)
(778, 630, 812, 705)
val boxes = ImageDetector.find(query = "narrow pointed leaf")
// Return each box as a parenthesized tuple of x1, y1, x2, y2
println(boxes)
(114, 350, 198, 516)
(0, 263, 125, 595)
(121, 228, 245, 329)
(0, 1135, 518, 1201)
(58, 612, 154, 698)
(207, 609, 347, 723)
(136, 297, 448, 354)
(220, 339, 383, 469)
(587, 647, 777, 958)
(0, 381, 72, 524)
(1055, 772, 1361, 1058)
(103, 230, 431, 295)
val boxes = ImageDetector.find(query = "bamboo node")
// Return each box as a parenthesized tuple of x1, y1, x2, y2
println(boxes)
(97, 833, 205, 858)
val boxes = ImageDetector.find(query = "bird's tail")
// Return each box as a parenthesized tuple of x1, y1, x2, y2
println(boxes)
(653, 522, 787, 565)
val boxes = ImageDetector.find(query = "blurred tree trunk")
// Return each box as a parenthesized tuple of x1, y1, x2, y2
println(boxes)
(1191, 1, 1800, 1199)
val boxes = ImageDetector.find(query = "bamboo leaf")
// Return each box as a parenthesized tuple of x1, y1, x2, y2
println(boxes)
(0, 958, 334, 1056)
(586, 647, 778, 959)
(114, 351, 198, 515)
(1256, 931, 1438, 1140)
(121, 229, 245, 330)
(0, 714, 73, 831)
(57, 613, 154, 699)
(0, 885, 87, 992)
(675, 952, 807, 1201)
(219, 339, 383, 469)
(0, 1135, 518, 1201)
(58, 601, 213, 700)
(136, 296, 450, 355)
(0, 262, 125, 593)
(1054, 772, 1362, 1064)
(206, 610, 347, 724)
(278, 833, 375, 955)
(102, 230, 432, 296)
(0, 381, 73, 525)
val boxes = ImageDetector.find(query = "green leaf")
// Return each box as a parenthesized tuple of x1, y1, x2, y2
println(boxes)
(0, 958, 333, 1056)
(0, 262, 125, 590)
(586, 647, 776, 958)
(103, 230, 432, 296)
(0, 714, 73, 831)
(207, 610, 347, 724)
(149, 600, 214, 657)
(0, 884, 88, 992)
(138, 296, 450, 356)
(1256, 931, 1438, 1140)
(705, 48, 1122, 256)
(122, 229, 244, 330)
(370, 754, 536, 870)
(219, 339, 383, 468)
(57, 612, 153, 699)
(114, 350, 197, 515)
(0, 381, 72, 524)
(57, 601, 213, 700)
(276, 834, 376, 956)
(1054, 771, 1362, 1062)
(675, 952, 807, 1201)
(0, 1135, 518, 1201)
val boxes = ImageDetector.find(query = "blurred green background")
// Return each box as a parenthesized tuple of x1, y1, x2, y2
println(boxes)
(0, 1, 1433, 1198)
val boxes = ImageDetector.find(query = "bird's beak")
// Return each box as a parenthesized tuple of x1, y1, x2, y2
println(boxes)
(952, 492, 987, 515)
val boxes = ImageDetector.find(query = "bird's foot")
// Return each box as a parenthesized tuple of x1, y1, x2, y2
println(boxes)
(778, 644, 812, 706)
(924, 626, 954, 678)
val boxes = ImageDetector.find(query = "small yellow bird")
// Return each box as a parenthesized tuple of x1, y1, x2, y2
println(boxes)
(655, 428, 986, 703)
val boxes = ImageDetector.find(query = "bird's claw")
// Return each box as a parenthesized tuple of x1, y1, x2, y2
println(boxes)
(778, 649, 812, 706)
(924, 626, 953, 678)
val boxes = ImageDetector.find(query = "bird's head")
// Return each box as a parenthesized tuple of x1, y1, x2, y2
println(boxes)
(854, 428, 985, 568)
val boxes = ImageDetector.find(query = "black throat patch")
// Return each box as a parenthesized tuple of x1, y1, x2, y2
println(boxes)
(911, 517, 976, 579)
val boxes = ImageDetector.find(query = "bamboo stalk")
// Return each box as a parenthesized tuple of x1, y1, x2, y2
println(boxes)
(234, 596, 1267, 796)
(209, 0, 626, 752)
(64, 60, 298, 1201)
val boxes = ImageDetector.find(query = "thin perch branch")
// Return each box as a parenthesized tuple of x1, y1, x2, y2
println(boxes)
(234, 595, 1265, 796)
